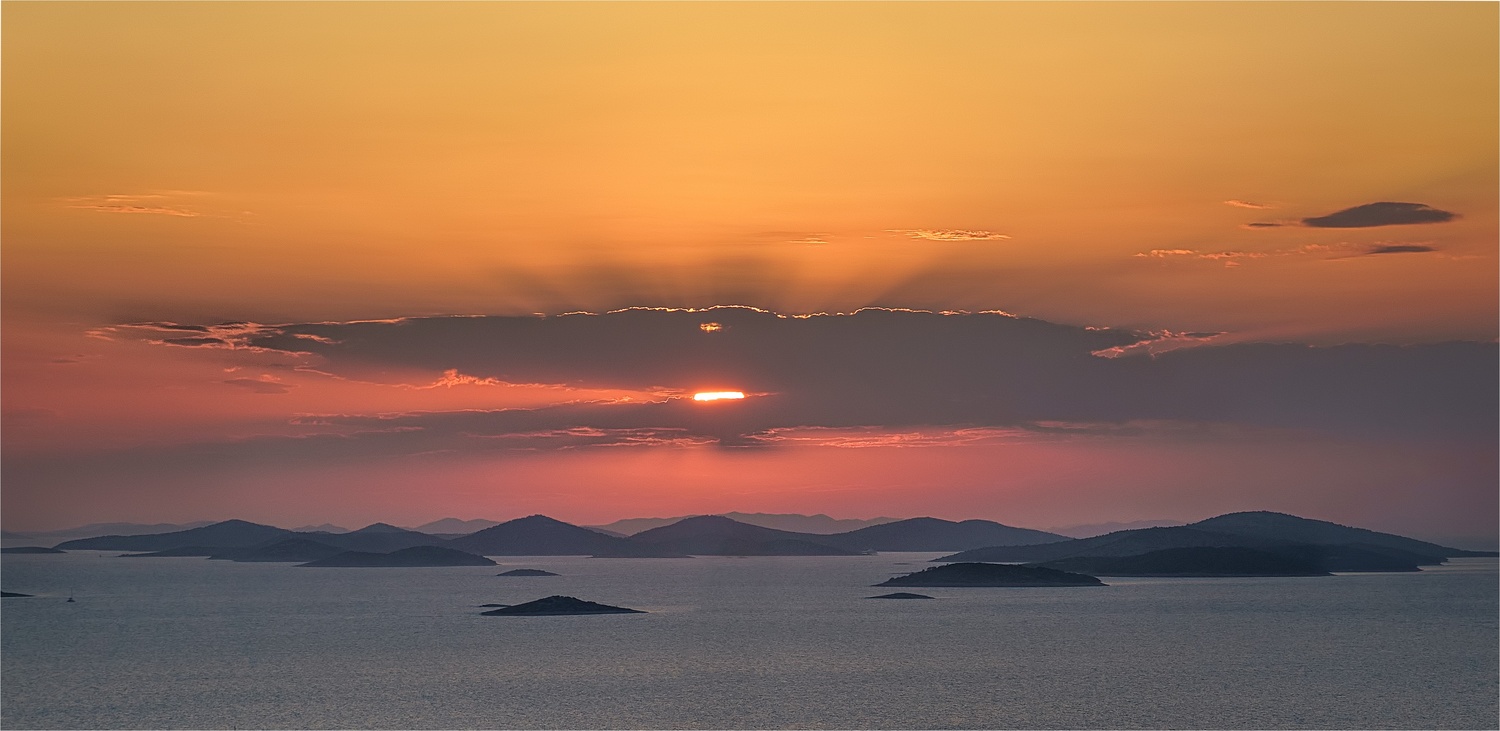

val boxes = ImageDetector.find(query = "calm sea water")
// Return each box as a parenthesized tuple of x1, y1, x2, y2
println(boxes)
(1, 552, 1495, 729)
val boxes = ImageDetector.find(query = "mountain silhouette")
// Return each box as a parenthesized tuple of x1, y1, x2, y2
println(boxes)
(821, 517, 1067, 552)
(937, 526, 1280, 563)
(1187, 511, 1484, 558)
(627, 515, 860, 555)
(55, 520, 294, 551)
(447, 515, 637, 556)
(936, 513, 1477, 569)
(411, 518, 502, 534)
(306, 524, 452, 553)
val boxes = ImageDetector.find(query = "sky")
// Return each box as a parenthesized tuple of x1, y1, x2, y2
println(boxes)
(2, 3, 1496, 546)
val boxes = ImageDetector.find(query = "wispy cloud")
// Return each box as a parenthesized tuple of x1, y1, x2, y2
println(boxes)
(1134, 249, 1268, 268)
(889, 229, 1011, 242)
(63, 194, 202, 217)
(1134, 242, 1392, 267)
(99, 321, 316, 354)
(1223, 199, 1274, 209)
(1090, 331, 1225, 358)
(425, 369, 509, 388)
(223, 376, 292, 394)
(748, 426, 1033, 449)
(59, 191, 246, 220)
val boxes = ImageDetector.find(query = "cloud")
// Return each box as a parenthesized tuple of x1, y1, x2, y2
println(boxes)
(62, 194, 202, 218)
(1301, 202, 1458, 228)
(889, 229, 1011, 242)
(423, 369, 508, 388)
(164, 336, 233, 347)
(1317, 243, 1441, 260)
(1090, 331, 1225, 359)
(1360, 244, 1438, 256)
(59, 191, 249, 221)
(112, 307, 1495, 446)
(4, 308, 1492, 507)
(1133, 249, 1269, 268)
(1223, 200, 1274, 209)
(101, 322, 305, 354)
(223, 377, 292, 394)
(748, 426, 1033, 448)
(1134, 242, 1394, 267)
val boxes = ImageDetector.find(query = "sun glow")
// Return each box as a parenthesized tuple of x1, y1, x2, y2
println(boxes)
(693, 391, 746, 402)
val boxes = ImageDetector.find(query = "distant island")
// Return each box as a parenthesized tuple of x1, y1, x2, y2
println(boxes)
(934, 512, 1493, 574)
(209, 539, 349, 563)
(481, 595, 645, 616)
(1, 591, 34, 598)
(1036, 546, 1331, 577)
(497, 568, 559, 577)
(868, 592, 933, 599)
(119, 546, 218, 558)
(878, 562, 1104, 587)
(298, 546, 495, 567)
(18, 510, 1490, 579)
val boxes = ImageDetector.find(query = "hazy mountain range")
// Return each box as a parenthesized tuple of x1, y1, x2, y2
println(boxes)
(10, 512, 1494, 552)
(15, 511, 1492, 574)
(47, 514, 1065, 557)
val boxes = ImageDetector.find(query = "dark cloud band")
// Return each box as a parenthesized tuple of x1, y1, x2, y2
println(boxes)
(168, 307, 1500, 441)
(1302, 202, 1457, 228)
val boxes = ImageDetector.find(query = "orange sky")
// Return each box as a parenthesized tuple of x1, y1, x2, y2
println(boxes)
(3, 3, 1496, 542)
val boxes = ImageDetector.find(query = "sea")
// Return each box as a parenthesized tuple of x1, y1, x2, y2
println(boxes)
(1, 552, 1495, 729)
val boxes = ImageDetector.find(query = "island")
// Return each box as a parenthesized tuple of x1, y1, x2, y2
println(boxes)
(298, 546, 496, 567)
(877, 562, 1104, 587)
(867, 592, 933, 599)
(1, 591, 35, 598)
(1036, 546, 1331, 577)
(481, 595, 645, 616)
(209, 539, 347, 563)
(496, 568, 559, 577)
(118, 546, 217, 558)
(1, 546, 65, 554)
